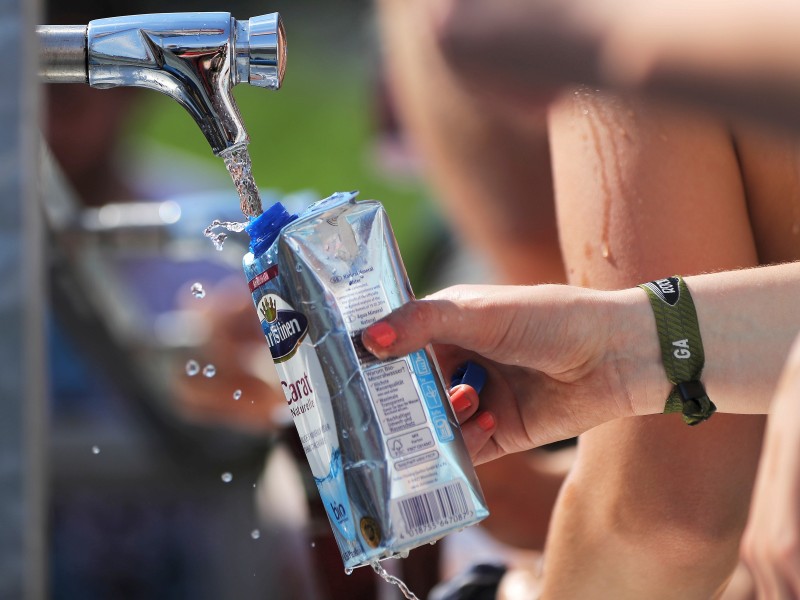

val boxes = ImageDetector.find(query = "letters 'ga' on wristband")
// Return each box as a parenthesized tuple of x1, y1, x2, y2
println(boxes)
(638, 276, 716, 426)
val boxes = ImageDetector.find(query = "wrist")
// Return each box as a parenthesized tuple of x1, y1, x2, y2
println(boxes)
(607, 287, 672, 416)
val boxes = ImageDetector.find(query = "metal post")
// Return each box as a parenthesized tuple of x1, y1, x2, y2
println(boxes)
(0, 0, 46, 597)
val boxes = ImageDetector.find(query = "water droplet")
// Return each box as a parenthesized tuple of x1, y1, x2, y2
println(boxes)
(190, 282, 206, 299)
(311, 542, 316, 548)
(203, 364, 216, 378)
(344, 567, 354, 576)
(250, 529, 261, 540)
(185, 360, 200, 376)
(221, 472, 233, 483)
(233, 389, 242, 400)
(341, 429, 349, 439)
(295, 264, 303, 272)
(601, 242, 610, 259)
(91, 445, 100, 455)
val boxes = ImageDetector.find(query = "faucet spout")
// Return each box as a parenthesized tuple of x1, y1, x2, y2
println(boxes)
(38, 12, 286, 155)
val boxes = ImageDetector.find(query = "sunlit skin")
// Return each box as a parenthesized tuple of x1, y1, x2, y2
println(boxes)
(372, 2, 800, 594)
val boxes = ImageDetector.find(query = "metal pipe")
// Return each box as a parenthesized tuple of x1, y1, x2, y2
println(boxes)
(37, 25, 87, 83)
(37, 13, 286, 155)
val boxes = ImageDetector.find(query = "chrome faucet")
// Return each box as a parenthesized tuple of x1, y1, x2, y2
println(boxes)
(37, 12, 286, 155)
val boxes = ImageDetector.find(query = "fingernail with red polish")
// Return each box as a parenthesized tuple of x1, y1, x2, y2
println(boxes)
(450, 386, 473, 413)
(476, 412, 495, 432)
(365, 321, 397, 348)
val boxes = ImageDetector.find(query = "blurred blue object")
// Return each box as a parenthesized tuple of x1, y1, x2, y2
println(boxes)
(451, 361, 487, 395)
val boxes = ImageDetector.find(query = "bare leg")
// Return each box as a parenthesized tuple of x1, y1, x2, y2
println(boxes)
(375, 0, 568, 575)
(376, 0, 564, 285)
(544, 90, 765, 598)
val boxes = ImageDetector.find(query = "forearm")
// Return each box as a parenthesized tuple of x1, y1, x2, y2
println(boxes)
(685, 266, 800, 413)
(612, 263, 800, 417)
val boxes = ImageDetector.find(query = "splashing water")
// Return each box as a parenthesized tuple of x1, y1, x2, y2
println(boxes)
(203, 364, 217, 378)
(370, 562, 419, 600)
(186, 360, 200, 376)
(191, 282, 206, 299)
(233, 389, 242, 400)
(203, 219, 248, 251)
(221, 472, 233, 483)
(220, 145, 263, 217)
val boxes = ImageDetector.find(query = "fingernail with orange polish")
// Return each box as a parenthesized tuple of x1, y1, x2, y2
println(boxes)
(450, 386, 473, 413)
(476, 412, 495, 432)
(365, 321, 397, 348)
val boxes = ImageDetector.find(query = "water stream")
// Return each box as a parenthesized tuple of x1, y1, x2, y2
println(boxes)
(220, 144, 263, 217)
(370, 562, 419, 600)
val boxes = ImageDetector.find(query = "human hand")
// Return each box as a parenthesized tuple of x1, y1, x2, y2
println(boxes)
(362, 284, 665, 464)
(740, 333, 800, 599)
(171, 276, 286, 434)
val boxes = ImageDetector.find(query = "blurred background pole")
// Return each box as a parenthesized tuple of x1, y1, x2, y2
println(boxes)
(0, 0, 46, 596)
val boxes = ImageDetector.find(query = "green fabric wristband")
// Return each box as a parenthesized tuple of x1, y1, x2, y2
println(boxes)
(638, 276, 716, 426)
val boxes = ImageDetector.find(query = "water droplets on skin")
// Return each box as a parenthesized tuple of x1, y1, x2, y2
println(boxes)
(203, 364, 217, 378)
(92, 445, 100, 455)
(186, 360, 200, 376)
(204, 219, 247, 251)
(233, 389, 242, 401)
(250, 529, 261, 540)
(220, 145, 263, 217)
(221, 472, 233, 483)
(190, 282, 206, 299)
(370, 562, 419, 600)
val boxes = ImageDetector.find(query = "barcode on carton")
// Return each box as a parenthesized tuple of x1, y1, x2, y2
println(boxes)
(394, 481, 473, 538)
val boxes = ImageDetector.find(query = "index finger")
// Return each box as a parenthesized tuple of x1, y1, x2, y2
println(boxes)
(361, 286, 515, 360)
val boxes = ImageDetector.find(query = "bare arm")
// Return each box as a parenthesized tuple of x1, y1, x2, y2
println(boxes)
(363, 262, 800, 456)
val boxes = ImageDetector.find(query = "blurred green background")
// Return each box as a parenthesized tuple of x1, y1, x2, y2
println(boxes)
(124, 3, 436, 286)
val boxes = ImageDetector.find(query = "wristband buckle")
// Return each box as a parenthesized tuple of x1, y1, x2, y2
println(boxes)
(676, 380, 716, 426)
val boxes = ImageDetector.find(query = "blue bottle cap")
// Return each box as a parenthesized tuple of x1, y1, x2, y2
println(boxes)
(450, 361, 488, 394)
(245, 202, 297, 258)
